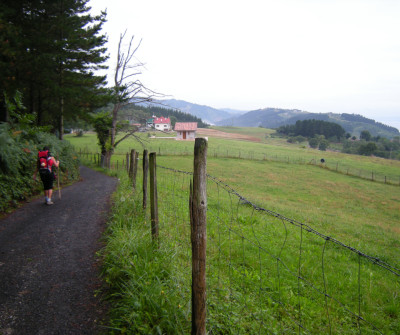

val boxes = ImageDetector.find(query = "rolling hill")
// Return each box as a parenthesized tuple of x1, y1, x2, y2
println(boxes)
(217, 108, 400, 138)
(140, 99, 400, 138)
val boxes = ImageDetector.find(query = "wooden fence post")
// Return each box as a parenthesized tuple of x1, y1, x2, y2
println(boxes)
(190, 138, 208, 335)
(126, 152, 130, 174)
(149, 152, 159, 240)
(132, 150, 139, 191)
(143, 150, 149, 209)
(129, 149, 135, 179)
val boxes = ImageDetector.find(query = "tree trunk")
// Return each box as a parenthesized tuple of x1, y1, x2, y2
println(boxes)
(59, 97, 64, 140)
(110, 102, 120, 152)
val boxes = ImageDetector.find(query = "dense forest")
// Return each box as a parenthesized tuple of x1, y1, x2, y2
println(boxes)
(341, 113, 398, 133)
(0, 0, 109, 138)
(277, 119, 346, 140)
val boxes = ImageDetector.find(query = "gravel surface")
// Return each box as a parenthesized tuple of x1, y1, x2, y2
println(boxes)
(0, 166, 118, 335)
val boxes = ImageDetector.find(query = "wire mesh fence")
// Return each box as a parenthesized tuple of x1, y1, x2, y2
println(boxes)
(78, 147, 400, 334)
(154, 162, 400, 334)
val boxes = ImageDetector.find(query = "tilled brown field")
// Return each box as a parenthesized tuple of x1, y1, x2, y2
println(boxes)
(196, 128, 261, 142)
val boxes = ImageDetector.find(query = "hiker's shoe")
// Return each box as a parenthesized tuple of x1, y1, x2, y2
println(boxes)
(46, 200, 54, 205)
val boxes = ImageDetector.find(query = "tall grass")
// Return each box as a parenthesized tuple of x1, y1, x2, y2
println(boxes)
(100, 173, 192, 334)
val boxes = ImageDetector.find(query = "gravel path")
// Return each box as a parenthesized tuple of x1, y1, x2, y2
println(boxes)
(0, 166, 118, 335)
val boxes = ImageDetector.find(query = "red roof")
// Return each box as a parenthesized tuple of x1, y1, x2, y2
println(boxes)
(174, 122, 198, 131)
(154, 116, 170, 124)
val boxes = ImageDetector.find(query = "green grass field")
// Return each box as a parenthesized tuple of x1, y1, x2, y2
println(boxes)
(66, 130, 400, 263)
(67, 127, 400, 333)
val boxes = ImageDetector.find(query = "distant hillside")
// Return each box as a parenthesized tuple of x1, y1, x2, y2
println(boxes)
(140, 99, 232, 125)
(216, 108, 307, 128)
(139, 99, 399, 138)
(118, 103, 209, 128)
(217, 108, 400, 138)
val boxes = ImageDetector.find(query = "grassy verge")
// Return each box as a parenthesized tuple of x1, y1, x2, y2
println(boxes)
(100, 172, 191, 334)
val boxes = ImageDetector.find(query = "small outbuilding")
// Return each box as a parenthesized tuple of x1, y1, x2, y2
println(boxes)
(174, 122, 197, 140)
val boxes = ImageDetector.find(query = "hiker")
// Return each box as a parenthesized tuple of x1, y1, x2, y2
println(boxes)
(33, 146, 60, 205)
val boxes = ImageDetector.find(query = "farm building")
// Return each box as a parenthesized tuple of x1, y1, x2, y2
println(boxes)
(154, 116, 171, 131)
(174, 122, 197, 140)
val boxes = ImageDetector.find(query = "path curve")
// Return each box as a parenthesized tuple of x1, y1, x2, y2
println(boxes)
(0, 166, 118, 335)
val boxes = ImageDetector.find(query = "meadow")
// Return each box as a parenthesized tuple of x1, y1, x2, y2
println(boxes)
(67, 128, 400, 334)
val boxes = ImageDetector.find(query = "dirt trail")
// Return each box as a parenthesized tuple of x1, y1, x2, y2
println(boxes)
(0, 166, 118, 335)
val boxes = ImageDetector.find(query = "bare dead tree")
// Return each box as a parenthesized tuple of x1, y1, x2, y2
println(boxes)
(105, 30, 163, 166)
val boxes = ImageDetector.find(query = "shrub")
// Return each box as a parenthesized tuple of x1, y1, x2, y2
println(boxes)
(308, 138, 319, 148)
(0, 124, 80, 212)
(318, 139, 329, 151)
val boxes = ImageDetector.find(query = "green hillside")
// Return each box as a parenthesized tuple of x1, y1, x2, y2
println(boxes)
(217, 108, 400, 138)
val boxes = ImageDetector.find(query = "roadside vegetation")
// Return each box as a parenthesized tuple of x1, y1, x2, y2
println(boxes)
(0, 93, 80, 213)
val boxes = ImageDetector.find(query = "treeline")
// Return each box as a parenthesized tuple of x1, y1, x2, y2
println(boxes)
(276, 119, 400, 159)
(118, 104, 209, 128)
(0, 0, 109, 138)
(277, 119, 346, 140)
(343, 132, 400, 159)
(341, 114, 398, 133)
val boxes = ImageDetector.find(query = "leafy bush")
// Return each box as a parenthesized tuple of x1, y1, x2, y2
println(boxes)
(0, 123, 80, 212)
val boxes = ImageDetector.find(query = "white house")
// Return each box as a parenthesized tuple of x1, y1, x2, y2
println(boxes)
(153, 116, 171, 131)
(174, 122, 197, 140)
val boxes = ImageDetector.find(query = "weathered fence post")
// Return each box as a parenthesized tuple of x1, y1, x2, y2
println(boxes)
(132, 150, 139, 191)
(143, 150, 149, 209)
(129, 149, 135, 179)
(190, 137, 208, 335)
(126, 152, 129, 174)
(149, 152, 159, 240)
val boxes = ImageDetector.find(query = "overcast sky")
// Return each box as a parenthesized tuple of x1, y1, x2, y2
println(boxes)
(90, 0, 400, 130)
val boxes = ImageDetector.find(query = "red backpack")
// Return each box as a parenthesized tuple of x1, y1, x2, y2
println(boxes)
(38, 150, 53, 172)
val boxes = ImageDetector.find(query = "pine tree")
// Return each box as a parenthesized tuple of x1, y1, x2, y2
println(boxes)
(0, 0, 110, 138)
